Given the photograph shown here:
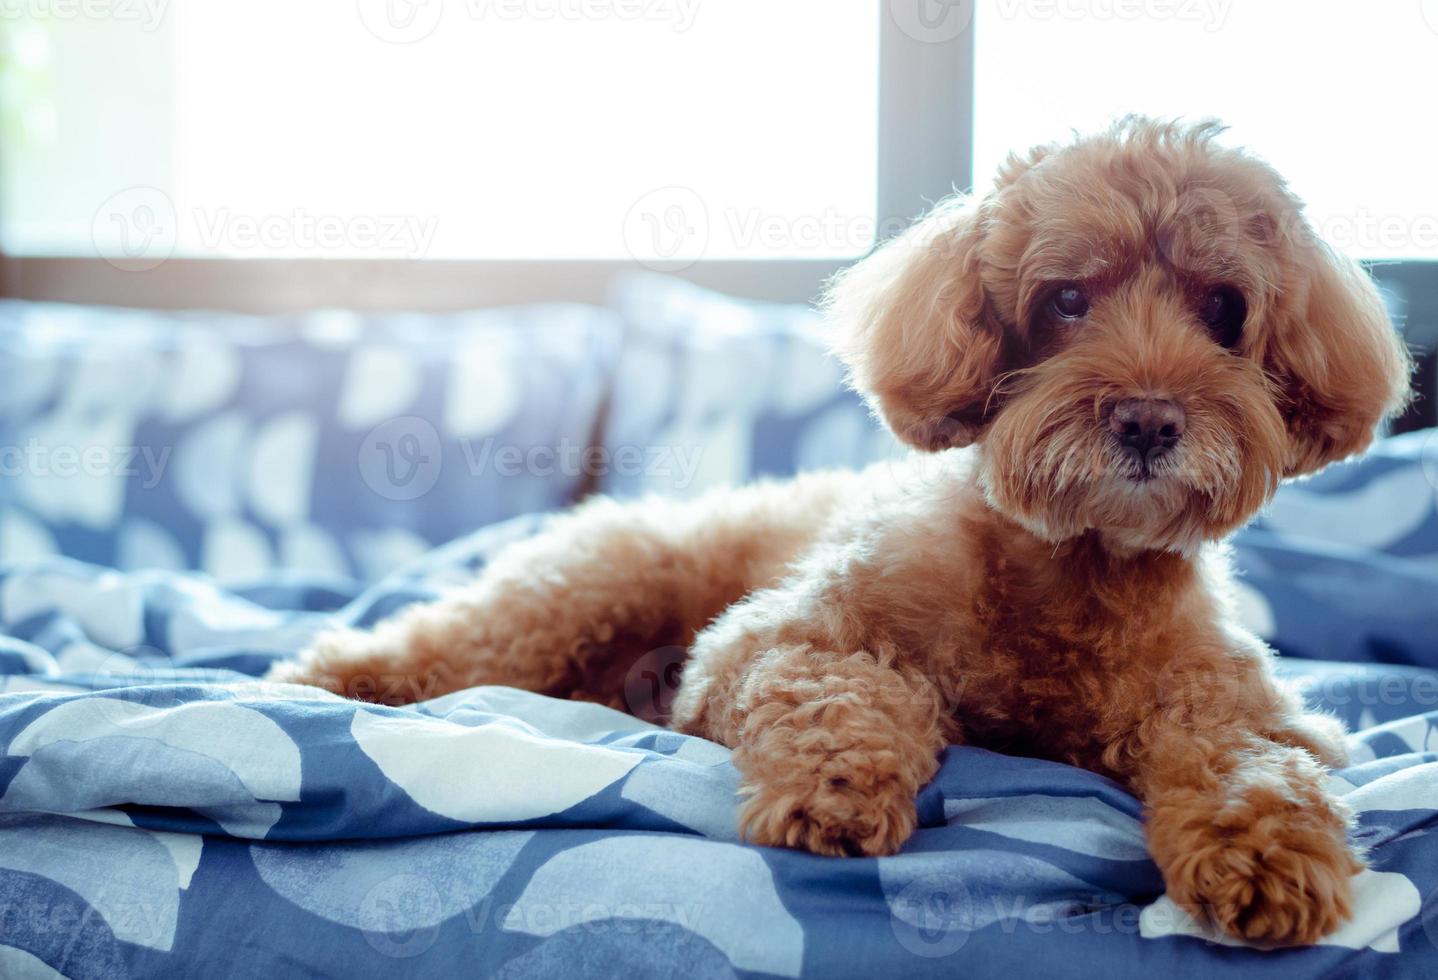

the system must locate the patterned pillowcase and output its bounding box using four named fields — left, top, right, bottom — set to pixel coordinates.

left=597, top=273, right=901, bottom=500
left=1243, top=427, right=1438, bottom=569
left=0, top=300, right=620, bottom=581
